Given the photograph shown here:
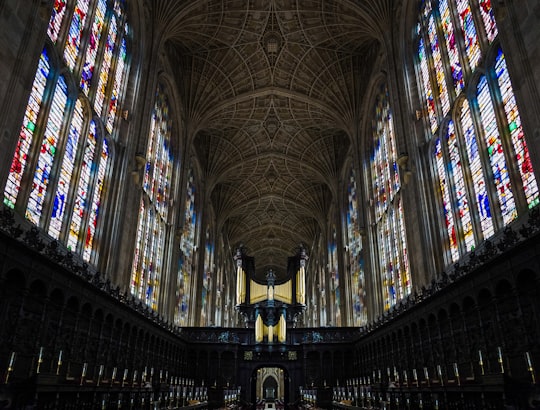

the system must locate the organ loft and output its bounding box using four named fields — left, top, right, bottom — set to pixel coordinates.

left=1, top=0, right=540, bottom=409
